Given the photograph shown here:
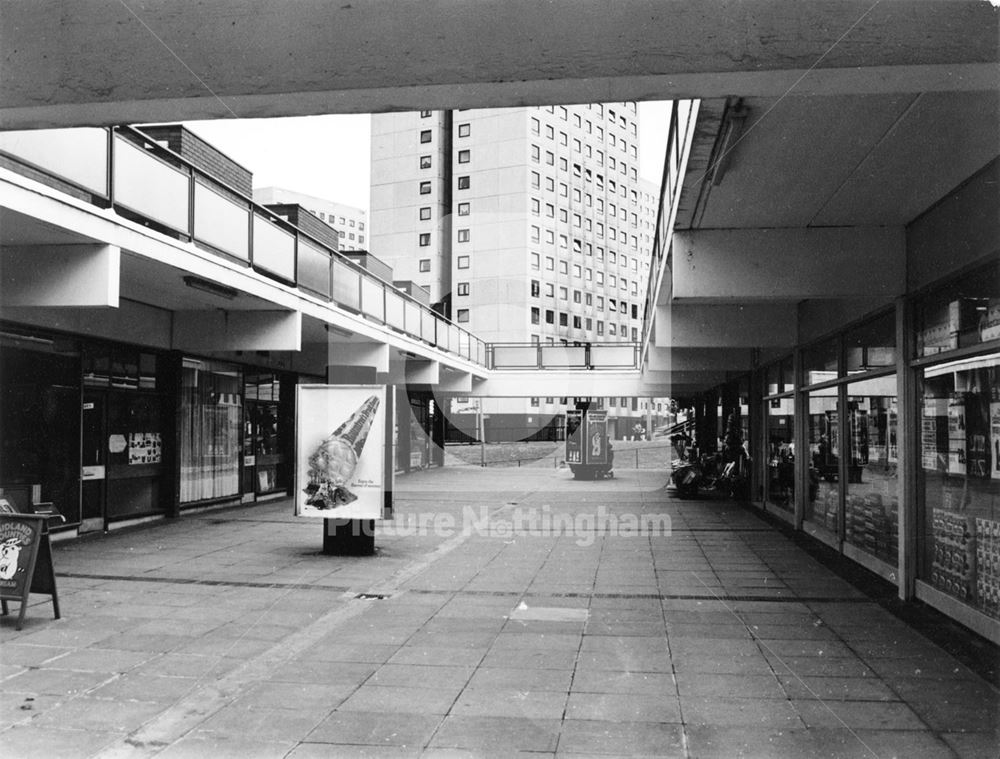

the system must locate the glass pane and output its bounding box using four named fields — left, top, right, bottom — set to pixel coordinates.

left=805, top=390, right=839, bottom=536
left=921, top=352, right=1000, bottom=619
left=803, top=338, right=839, bottom=386
left=845, top=376, right=899, bottom=564
left=780, top=357, right=795, bottom=392
left=914, top=261, right=999, bottom=358
left=765, top=363, right=781, bottom=396
left=179, top=362, right=242, bottom=503
left=846, top=311, right=896, bottom=372
left=765, top=397, right=794, bottom=511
